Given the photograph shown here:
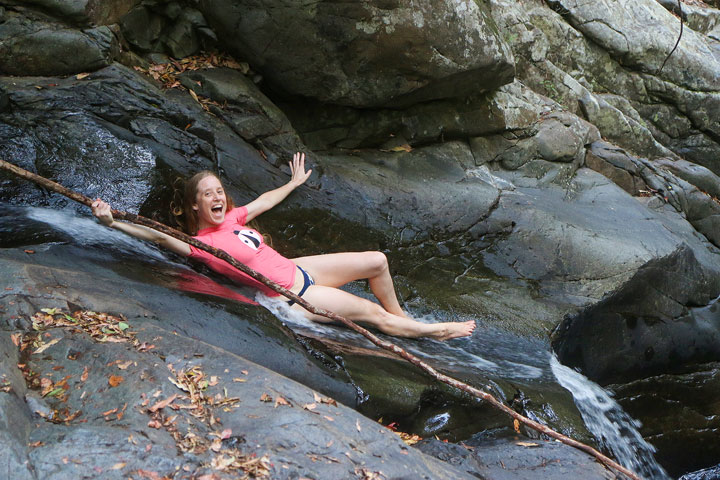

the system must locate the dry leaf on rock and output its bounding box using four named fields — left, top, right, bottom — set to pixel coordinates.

left=108, top=375, right=124, bottom=388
